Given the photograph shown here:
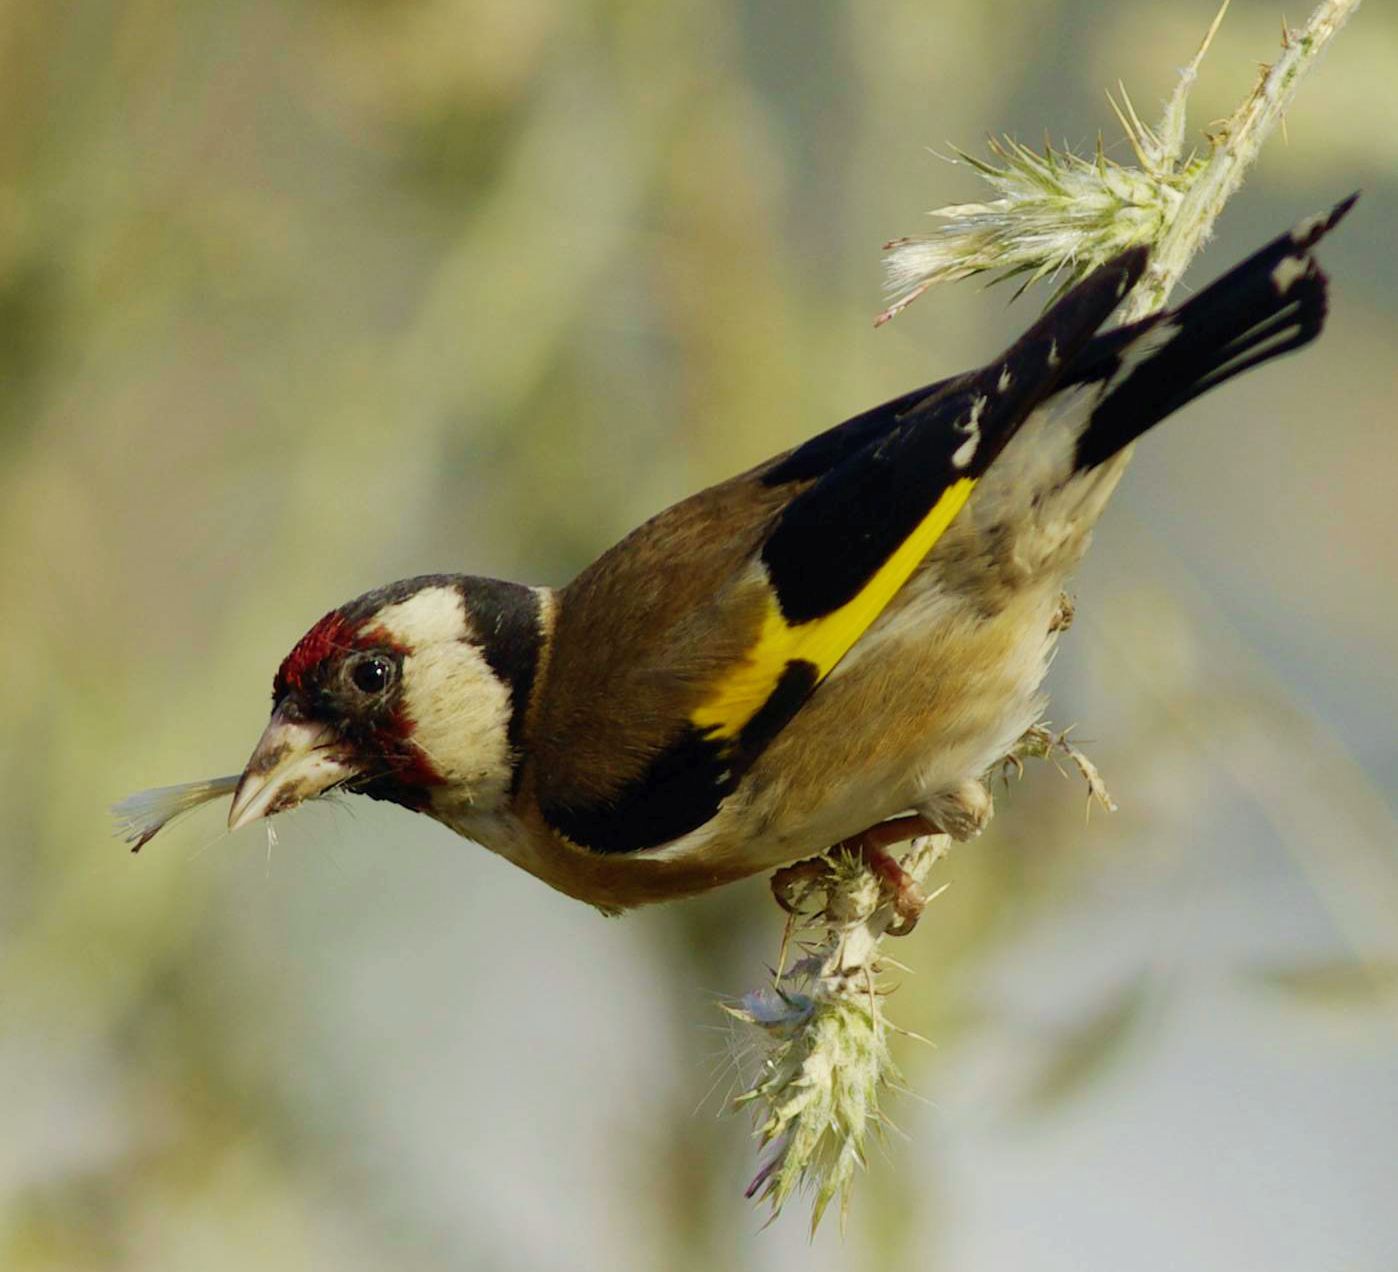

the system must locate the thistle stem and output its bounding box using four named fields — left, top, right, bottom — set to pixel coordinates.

left=1126, top=0, right=1364, bottom=320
